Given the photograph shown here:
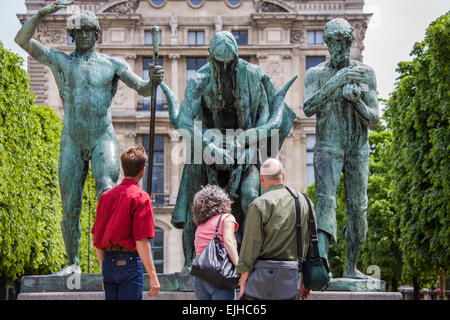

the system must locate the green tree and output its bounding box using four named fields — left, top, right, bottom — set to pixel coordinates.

left=385, top=12, right=449, bottom=292
left=305, top=179, right=346, bottom=278
left=0, top=44, right=65, bottom=283
left=79, top=166, right=100, bottom=274
left=359, top=125, right=402, bottom=291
